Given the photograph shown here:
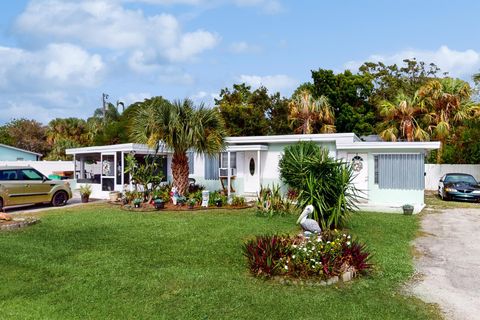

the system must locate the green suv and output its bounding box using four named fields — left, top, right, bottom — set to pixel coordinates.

left=0, top=166, right=72, bottom=210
